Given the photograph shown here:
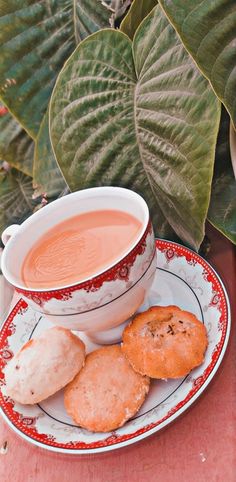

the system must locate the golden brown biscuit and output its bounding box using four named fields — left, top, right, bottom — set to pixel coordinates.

left=122, top=306, right=208, bottom=379
left=4, top=327, right=85, bottom=404
left=64, top=345, right=150, bottom=432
